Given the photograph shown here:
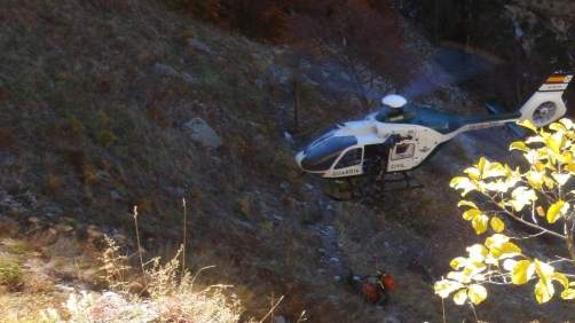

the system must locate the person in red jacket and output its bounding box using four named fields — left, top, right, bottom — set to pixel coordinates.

left=359, top=270, right=397, bottom=305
